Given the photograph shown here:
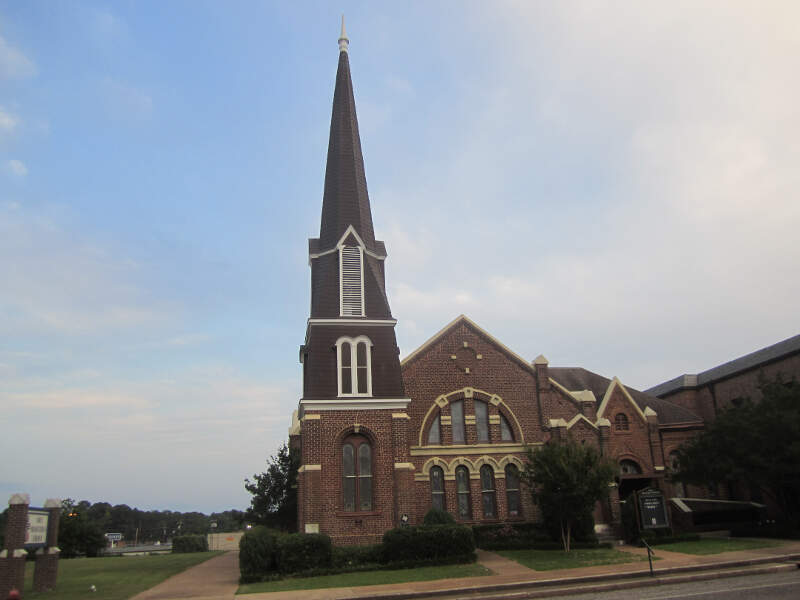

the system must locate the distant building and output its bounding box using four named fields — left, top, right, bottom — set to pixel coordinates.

left=289, top=27, right=797, bottom=545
